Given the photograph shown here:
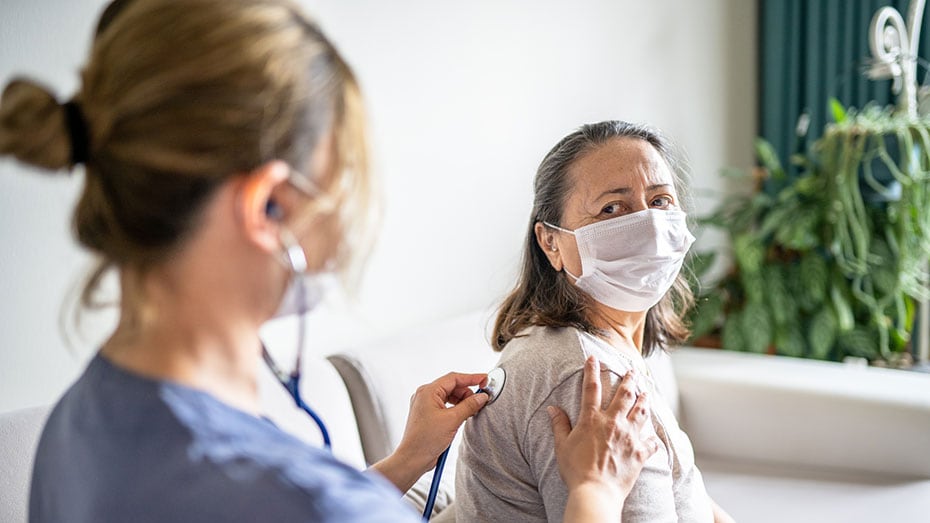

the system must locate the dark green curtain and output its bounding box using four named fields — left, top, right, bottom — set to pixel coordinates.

left=759, top=0, right=930, bottom=177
